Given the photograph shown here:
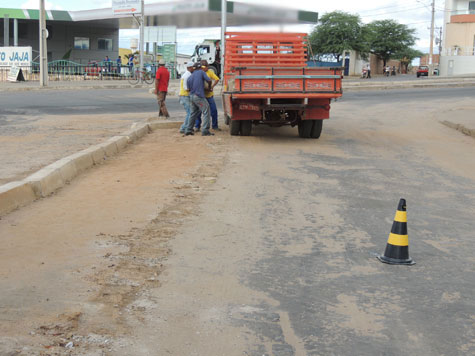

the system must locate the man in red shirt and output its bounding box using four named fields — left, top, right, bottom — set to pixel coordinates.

left=154, top=59, right=170, bottom=118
